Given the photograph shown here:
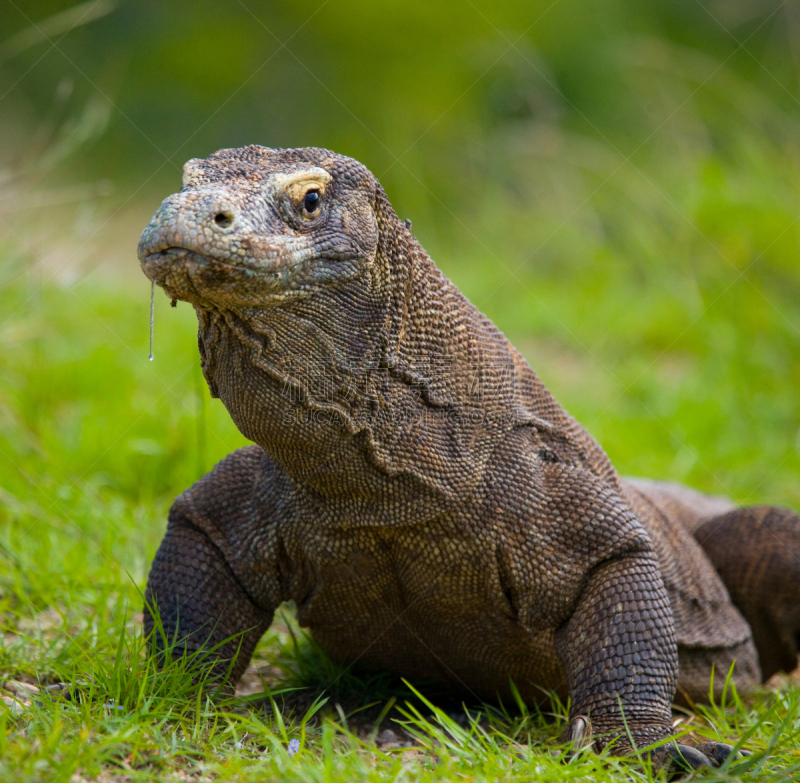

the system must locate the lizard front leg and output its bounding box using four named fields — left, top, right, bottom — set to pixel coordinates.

left=501, top=459, right=720, bottom=769
left=144, top=510, right=272, bottom=685
left=555, top=549, right=678, bottom=754
left=554, top=546, right=730, bottom=770
left=143, top=446, right=282, bottom=687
